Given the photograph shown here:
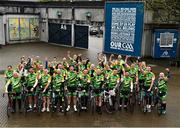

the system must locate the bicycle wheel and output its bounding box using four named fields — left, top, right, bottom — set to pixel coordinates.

left=77, top=98, right=81, bottom=116
left=141, top=96, right=147, bottom=113
left=50, top=98, right=55, bottom=117
left=157, top=99, right=163, bottom=116
left=129, top=95, right=135, bottom=114
left=90, top=97, right=95, bottom=115
left=104, top=97, right=114, bottom=114
left=23, top=95, right=28, bottom=117
left=37, top=94, right=42, bottom=116
left=62, top=95, right=67, bottom=116
left=7, top=103, right=10, bottom=118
